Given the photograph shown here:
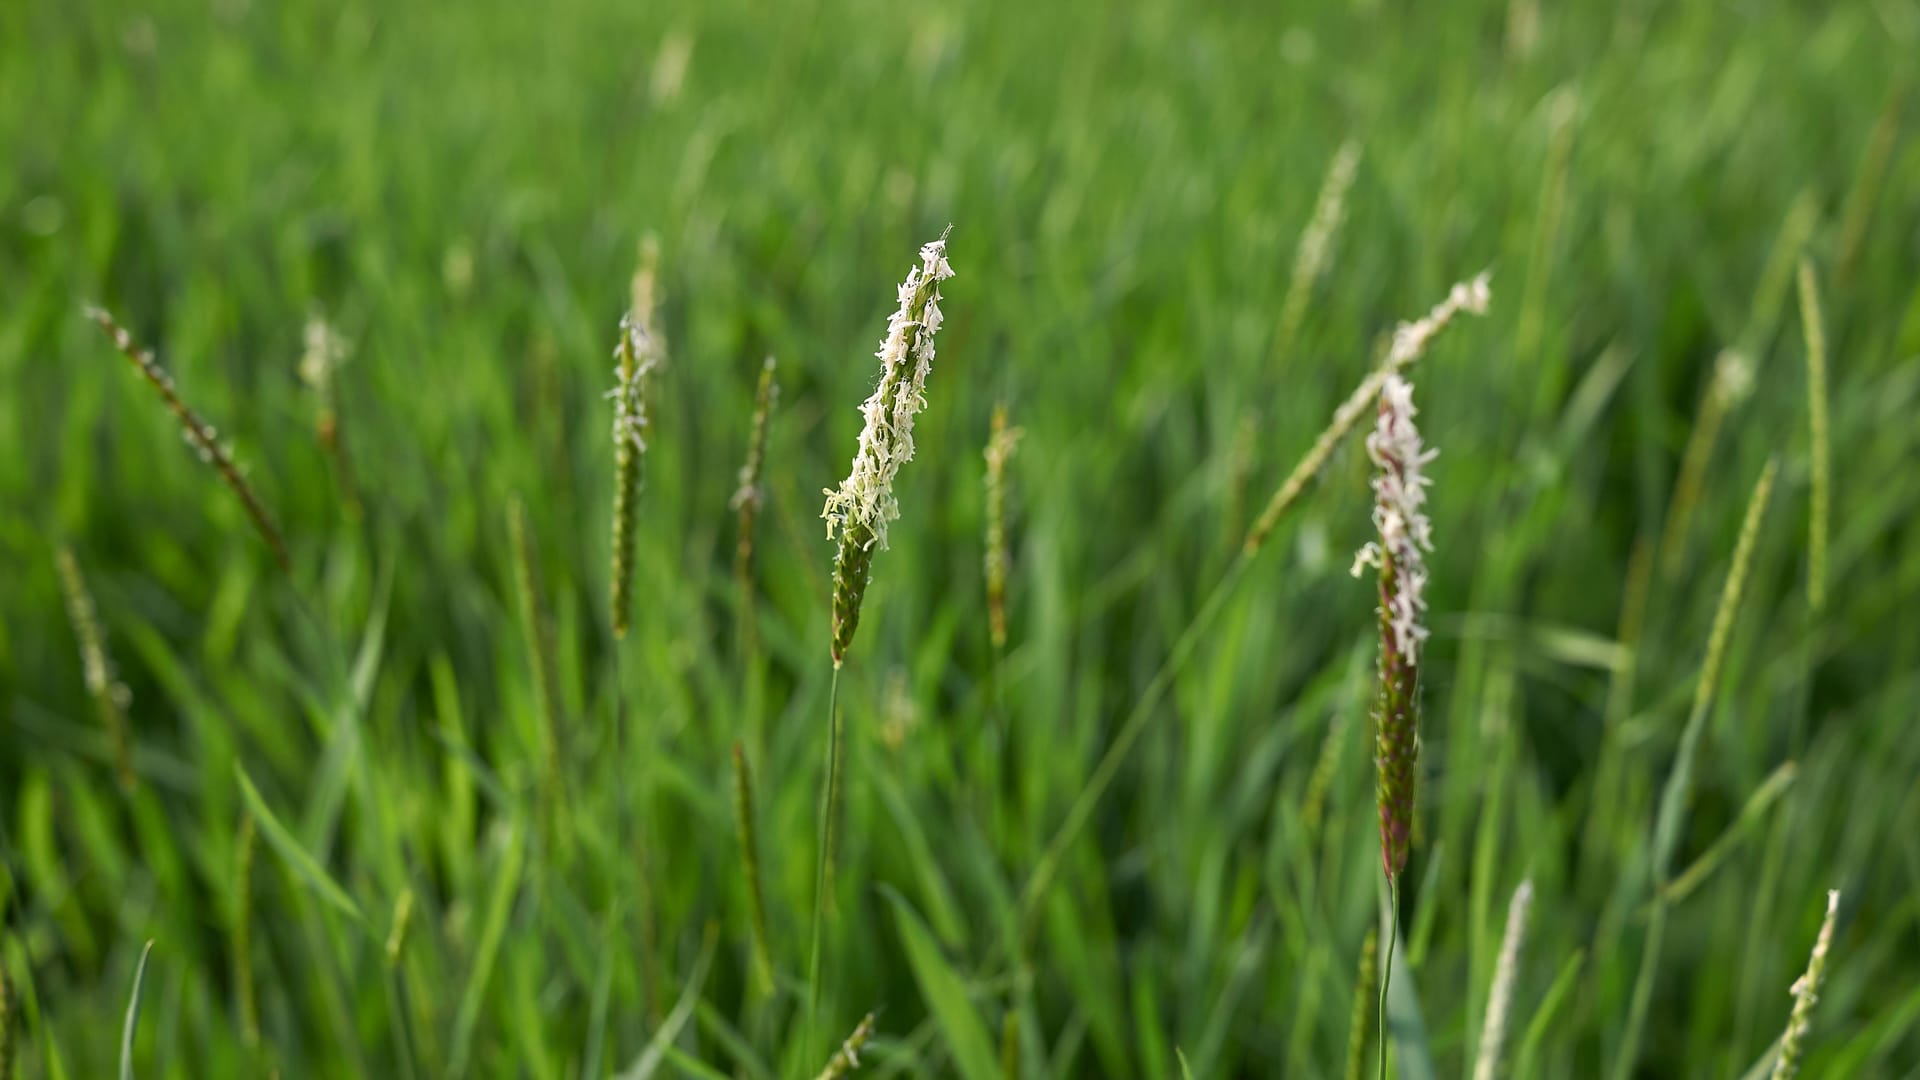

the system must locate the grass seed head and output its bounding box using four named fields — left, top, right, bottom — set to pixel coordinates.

left=1473, top=880, right=1534, bottom=1080
left=1354, top=373, right=1437, bottom=879
left=814, top=1011, right=877, bottom=1080
left=1245, top=272, right=1488, bottom=554
left=1344, top=927, right=1378, bottom=1080
left=734, top=356, right=780, bottom=579
left=608, top=244, right=666, bottom=639
left=1771, top=889, right=1839, bottom=1080
left=57, top=546, right=136, bottom=792
left=85, top=304, right=291, bottom=572
left=824, top=232, right=955, bottom=666
left=1276, top=139, right=1362, bottom=355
